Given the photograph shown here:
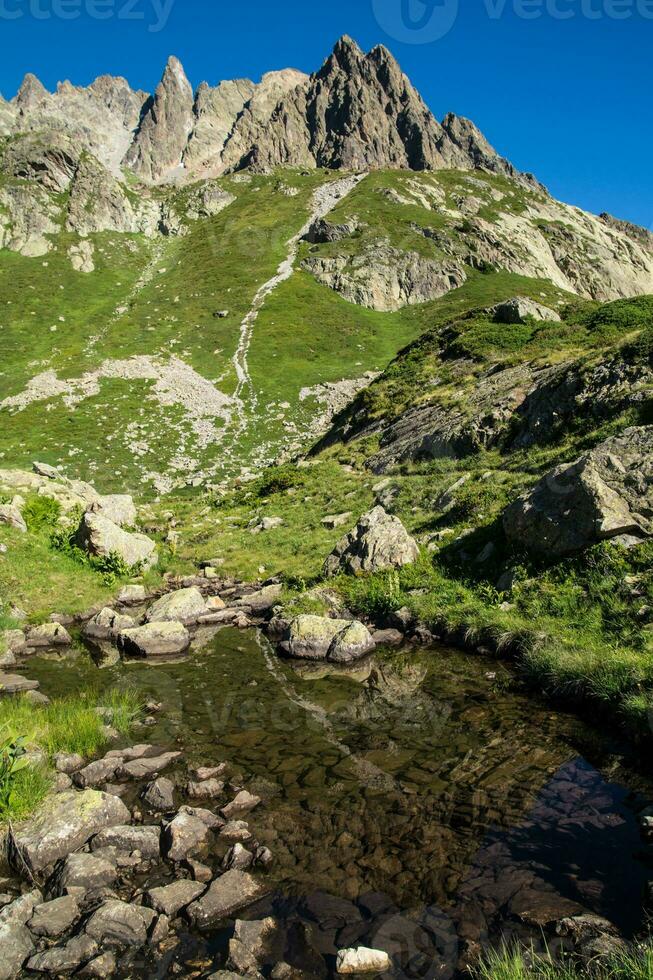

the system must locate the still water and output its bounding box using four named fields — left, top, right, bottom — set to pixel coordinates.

left=27, top=628, right=653, bottom=977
